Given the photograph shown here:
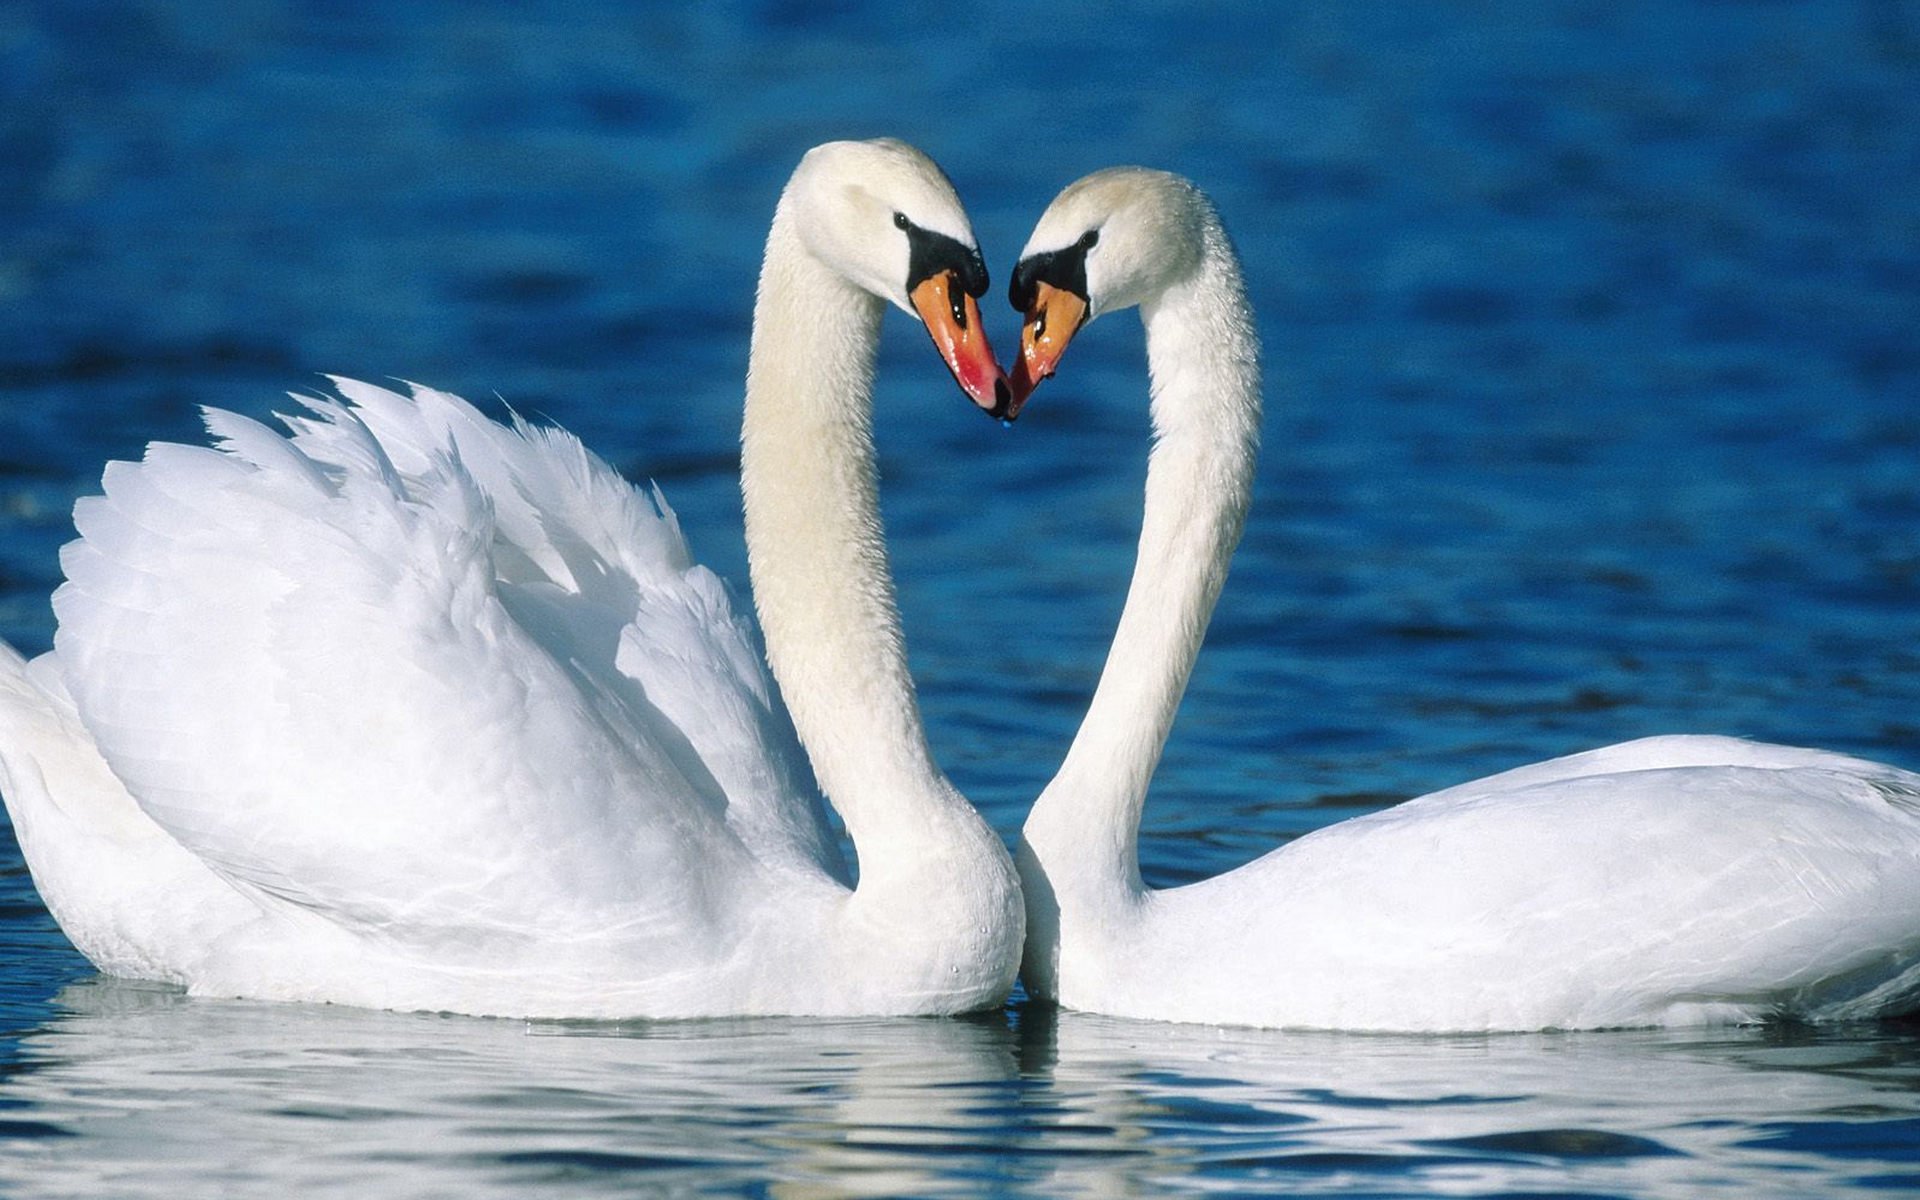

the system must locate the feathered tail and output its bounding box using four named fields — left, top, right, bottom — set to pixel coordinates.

left=0, top=639, right=252, bottom=981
